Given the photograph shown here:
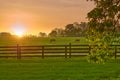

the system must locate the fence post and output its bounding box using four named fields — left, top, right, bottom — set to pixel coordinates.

left=42, top=46, right=44, bottom=59
left=89, top=45, right=91, bottom=55
left=65, top=45, right=67, bottom=58
left=17, top=44, right=21, bottom=59
left=115, top=45, right=117, bottom=59
left=69, top=43, right=71, bottom=58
